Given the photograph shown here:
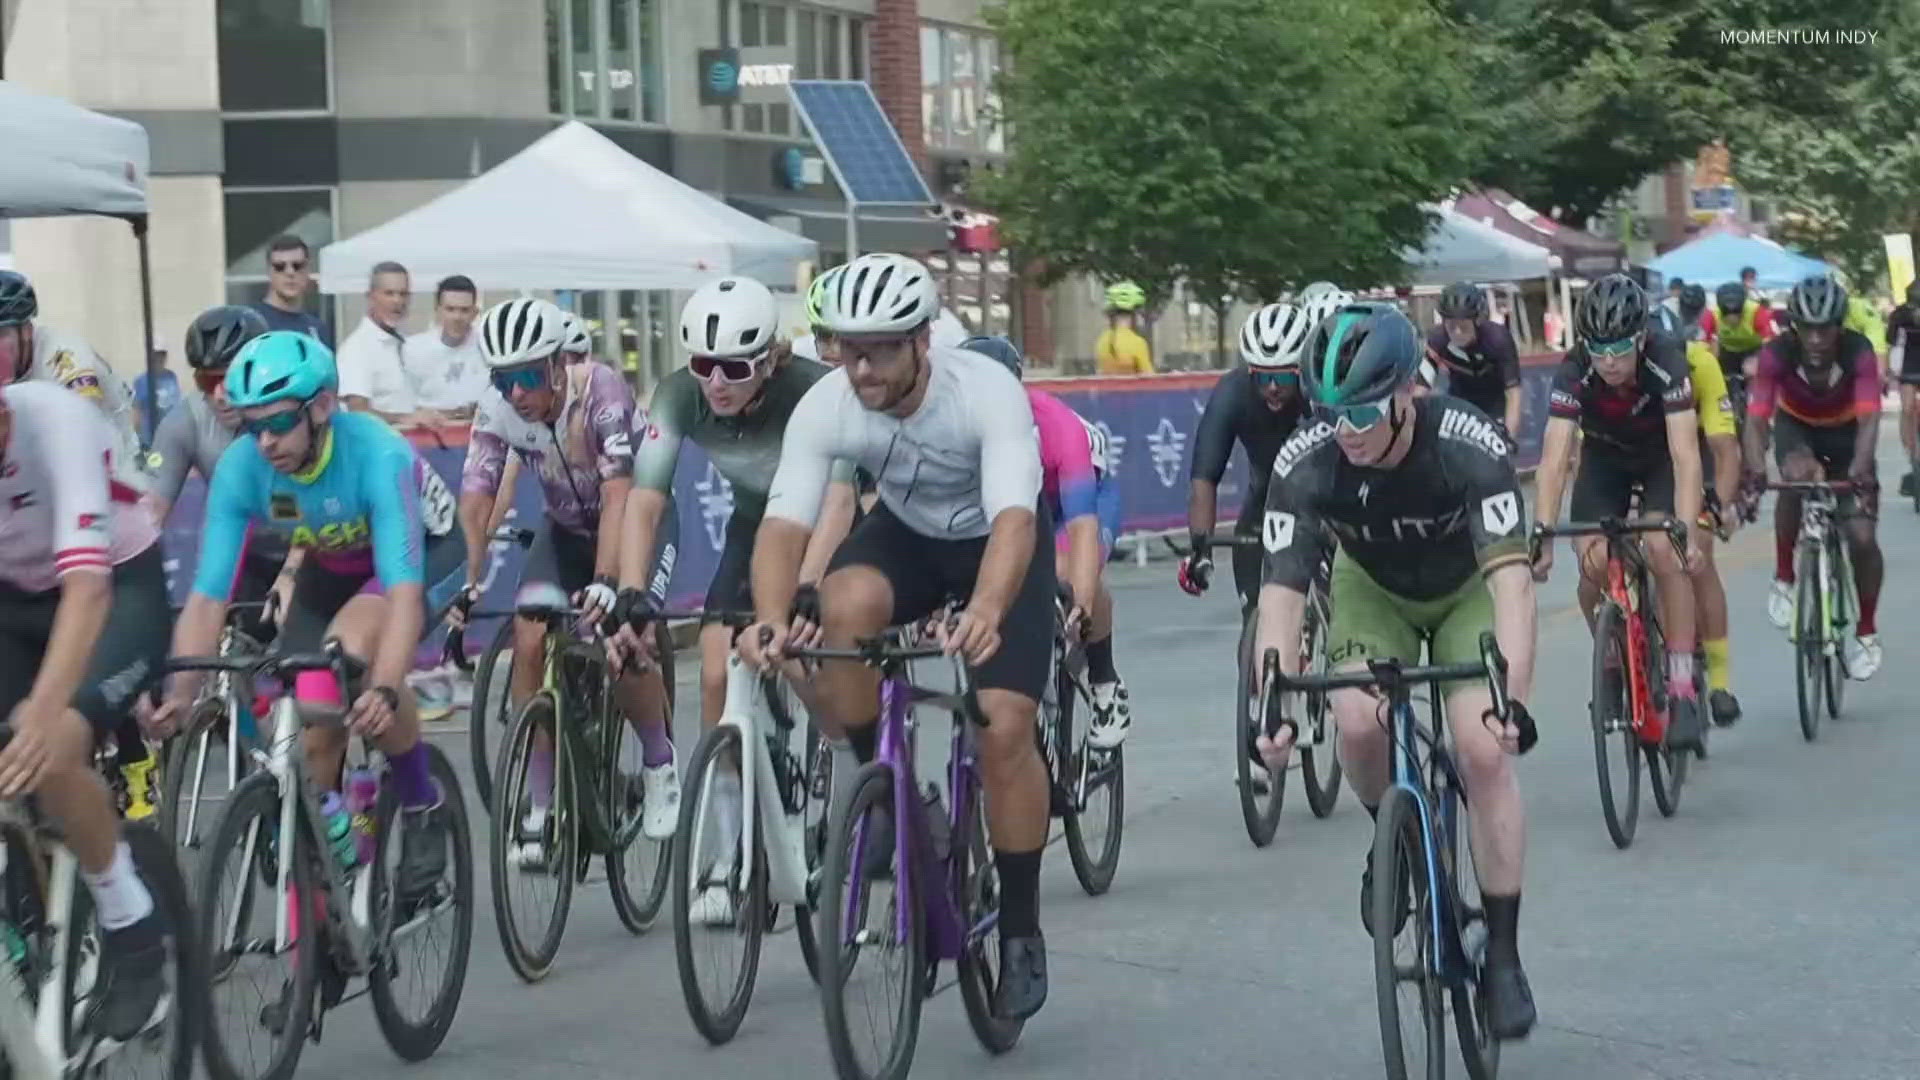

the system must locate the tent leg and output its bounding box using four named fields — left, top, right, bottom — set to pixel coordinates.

left=134, top=217, right=159, bottom=452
